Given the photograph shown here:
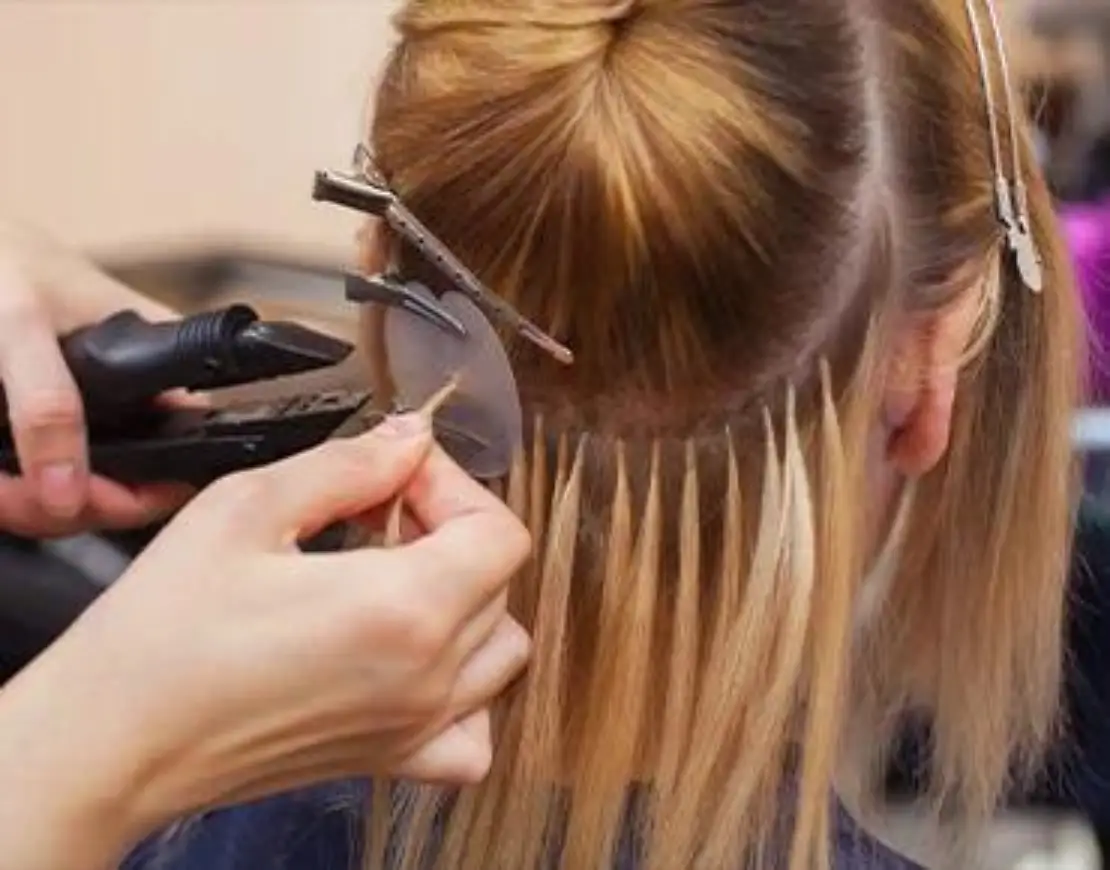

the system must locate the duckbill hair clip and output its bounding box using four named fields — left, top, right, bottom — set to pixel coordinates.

left=314, top=144, right=573, bottom=480
left=964, top=0, right=1044, bottom=293
left=314, top=143, right=576, bottom=363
